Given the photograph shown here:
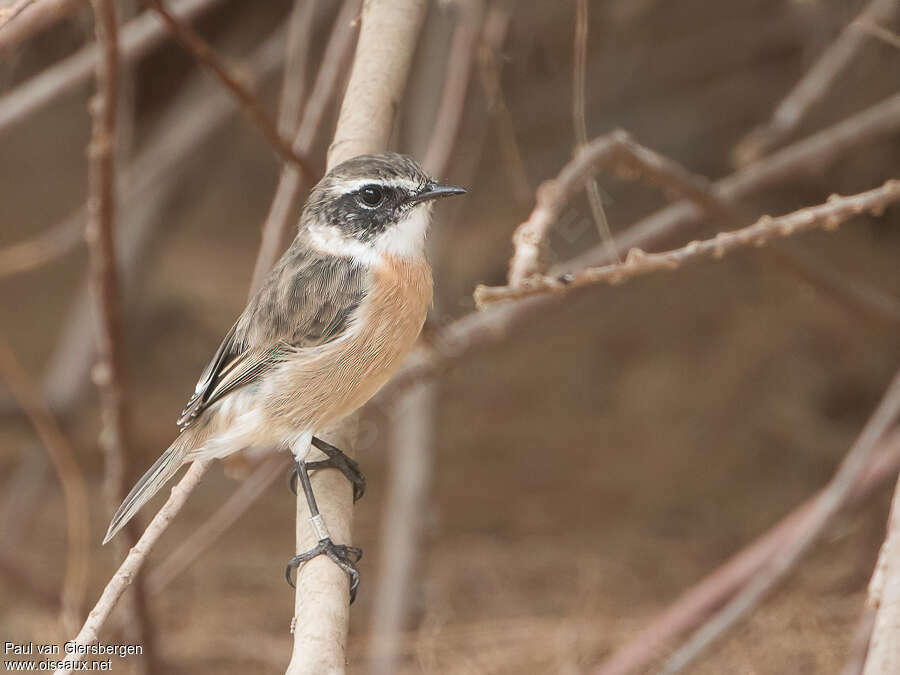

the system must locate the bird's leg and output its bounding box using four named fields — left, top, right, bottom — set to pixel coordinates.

left=288, top=436, right=366, bottom=502
left=285, top=459, right=362, bottom=603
